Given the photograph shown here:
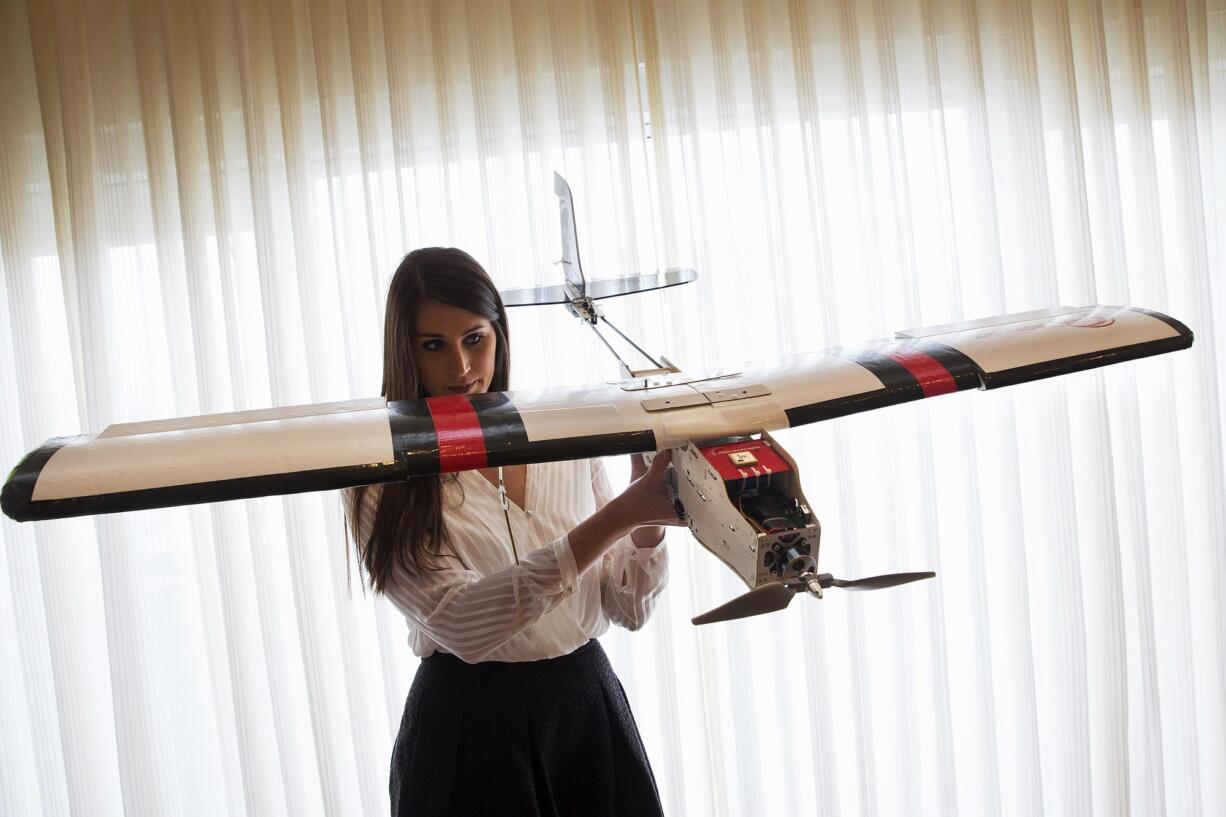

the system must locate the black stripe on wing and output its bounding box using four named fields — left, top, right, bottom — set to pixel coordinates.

left=388, top=400, right=440, bottom=475
left=468, top=392, right=656, bottom=465
left=785, top=348, right=921, bottom=426
left=392, top=393, right=655, bottom=470
left=469, top=393, right=531, bottom=467
left=784, top=342, right=981, bottom=427
left=514, top=430, right=658, bottom=463
left=3, top=457, right=406, bottom=522
left=910, top=340, right=985, bottom=389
